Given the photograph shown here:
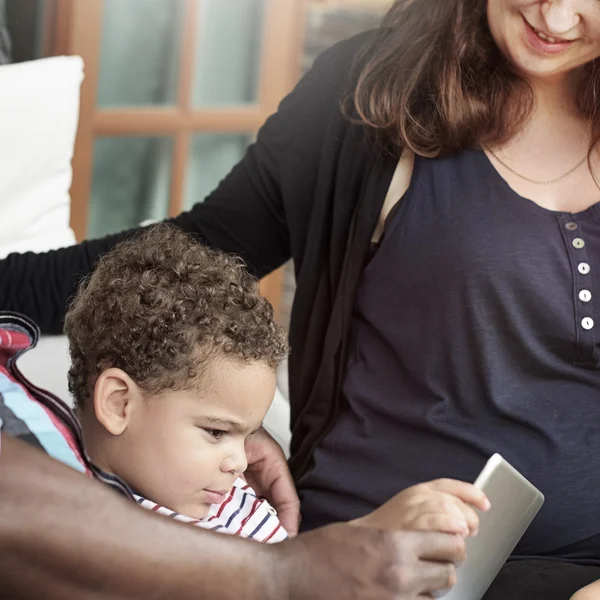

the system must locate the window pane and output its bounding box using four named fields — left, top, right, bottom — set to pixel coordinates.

left=97, top=0, right=184, bottom=107
left=185, top=134, right=252, bottom=210
left=192, top=0, right=266, bottom=108
left=88, top=137, right=173, bottom=239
